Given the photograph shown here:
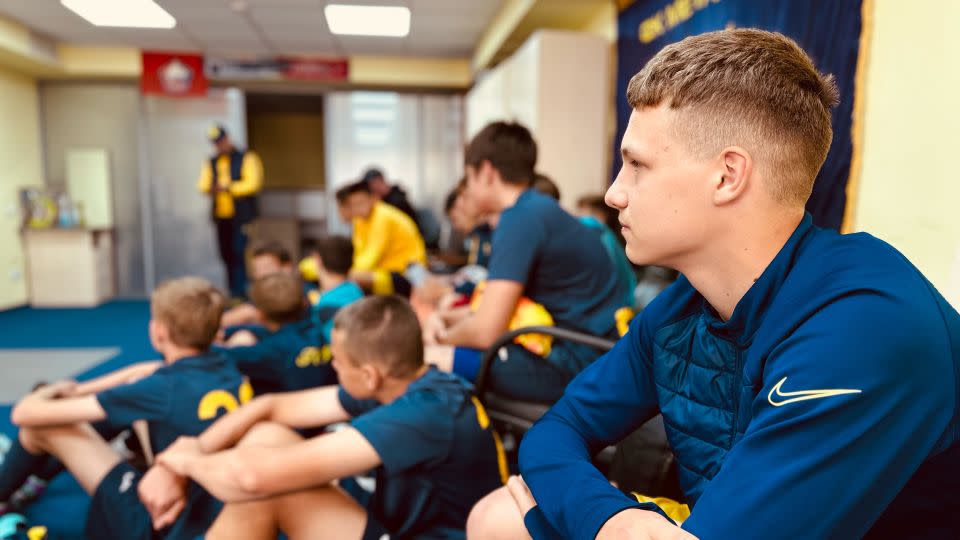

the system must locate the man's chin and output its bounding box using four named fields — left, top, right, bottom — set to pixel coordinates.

left=625, top=245, right=654, bottom=266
